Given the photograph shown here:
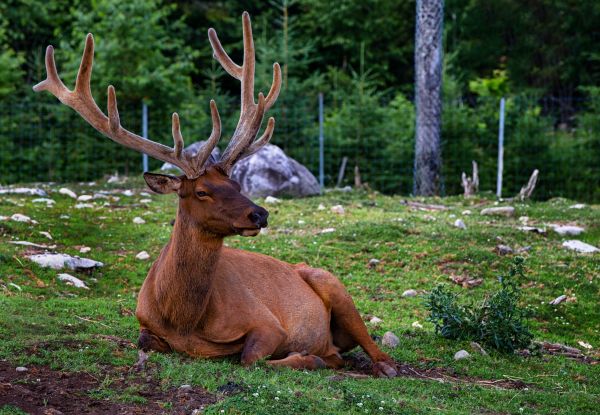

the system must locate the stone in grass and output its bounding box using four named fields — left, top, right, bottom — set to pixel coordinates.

left=264, top=196, right=281, bottom=204
left=549, top=294, right=567, bottom=305
left=369, top=316, right=383, bottom=325
left=136, top=251, right=151, bottom=260
left=495, top=244, right=514, bottom=256
left=77, top=195, right=93, bottom=202
left=133, top=217, right=146, bottom=224
left=0, top=187, right=47, bottom=197
left=367, top=258, right=381, bottom=269
left=11, top=213, right=37, bottom=224
left=470, top=342, right=488, bottom=356
left=57, top=273, right=89, bottom=289
left=330, top=205, right=345, bottom=215
left=402, top=289, right=418, bottom=298
left=15, top=366, right=28, bottom=372
left=59, top=188, right=77, bottom=199
left=454, top=350, right=471, bottom=360
left=480, top=206, right=515, bottom=217
left=27, top=253, right=103, bottom=271
left=562, top=240, right=599, bottom=254
left=569, top=204, right=585, bottom=209
left=550, top=225, right=584, bottom=236
left=381, top=331, right=400, bottom=348
left=454, top=219, right=467, bottom=229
